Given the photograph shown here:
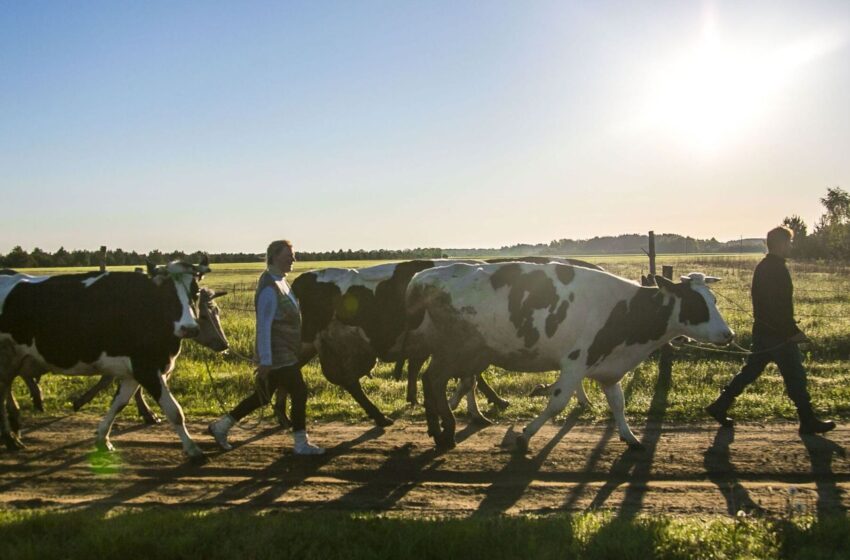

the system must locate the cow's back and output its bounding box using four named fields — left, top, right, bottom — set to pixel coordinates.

left=409, top=262, right=641, bottom=368
left=0, top=272, right=171, bottom=369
